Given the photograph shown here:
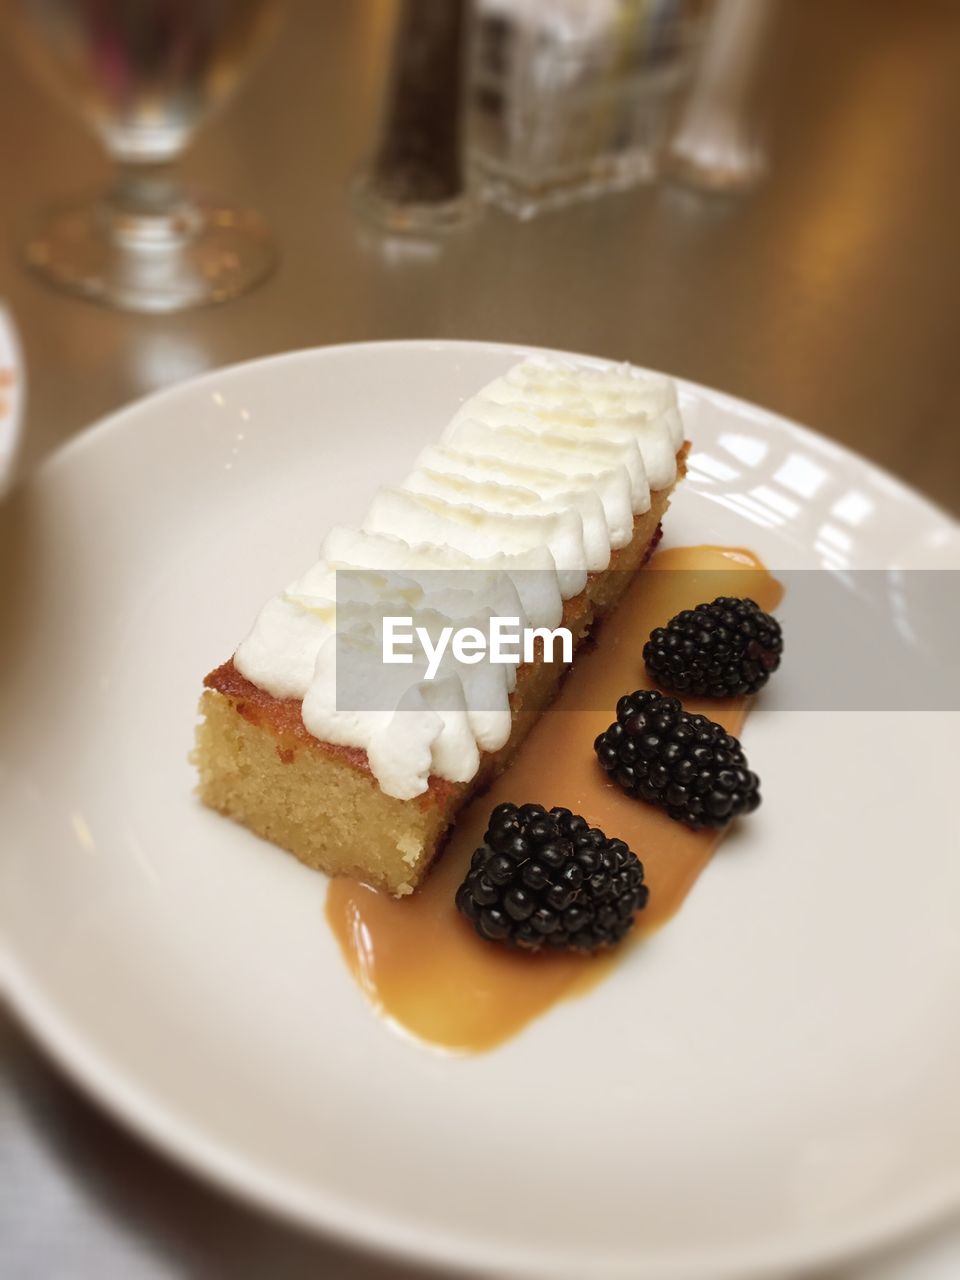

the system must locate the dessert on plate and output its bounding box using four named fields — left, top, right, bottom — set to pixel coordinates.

left=195, top=358, right=689, bottom=894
